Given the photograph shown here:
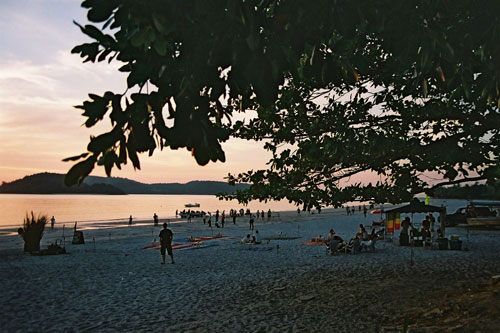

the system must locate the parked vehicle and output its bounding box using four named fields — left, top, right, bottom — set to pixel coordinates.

left=465, top=201, right=500, bottom=227
left=445, top=202, right=499, bottom=227
left=445, top=207, right=468, bottom=226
